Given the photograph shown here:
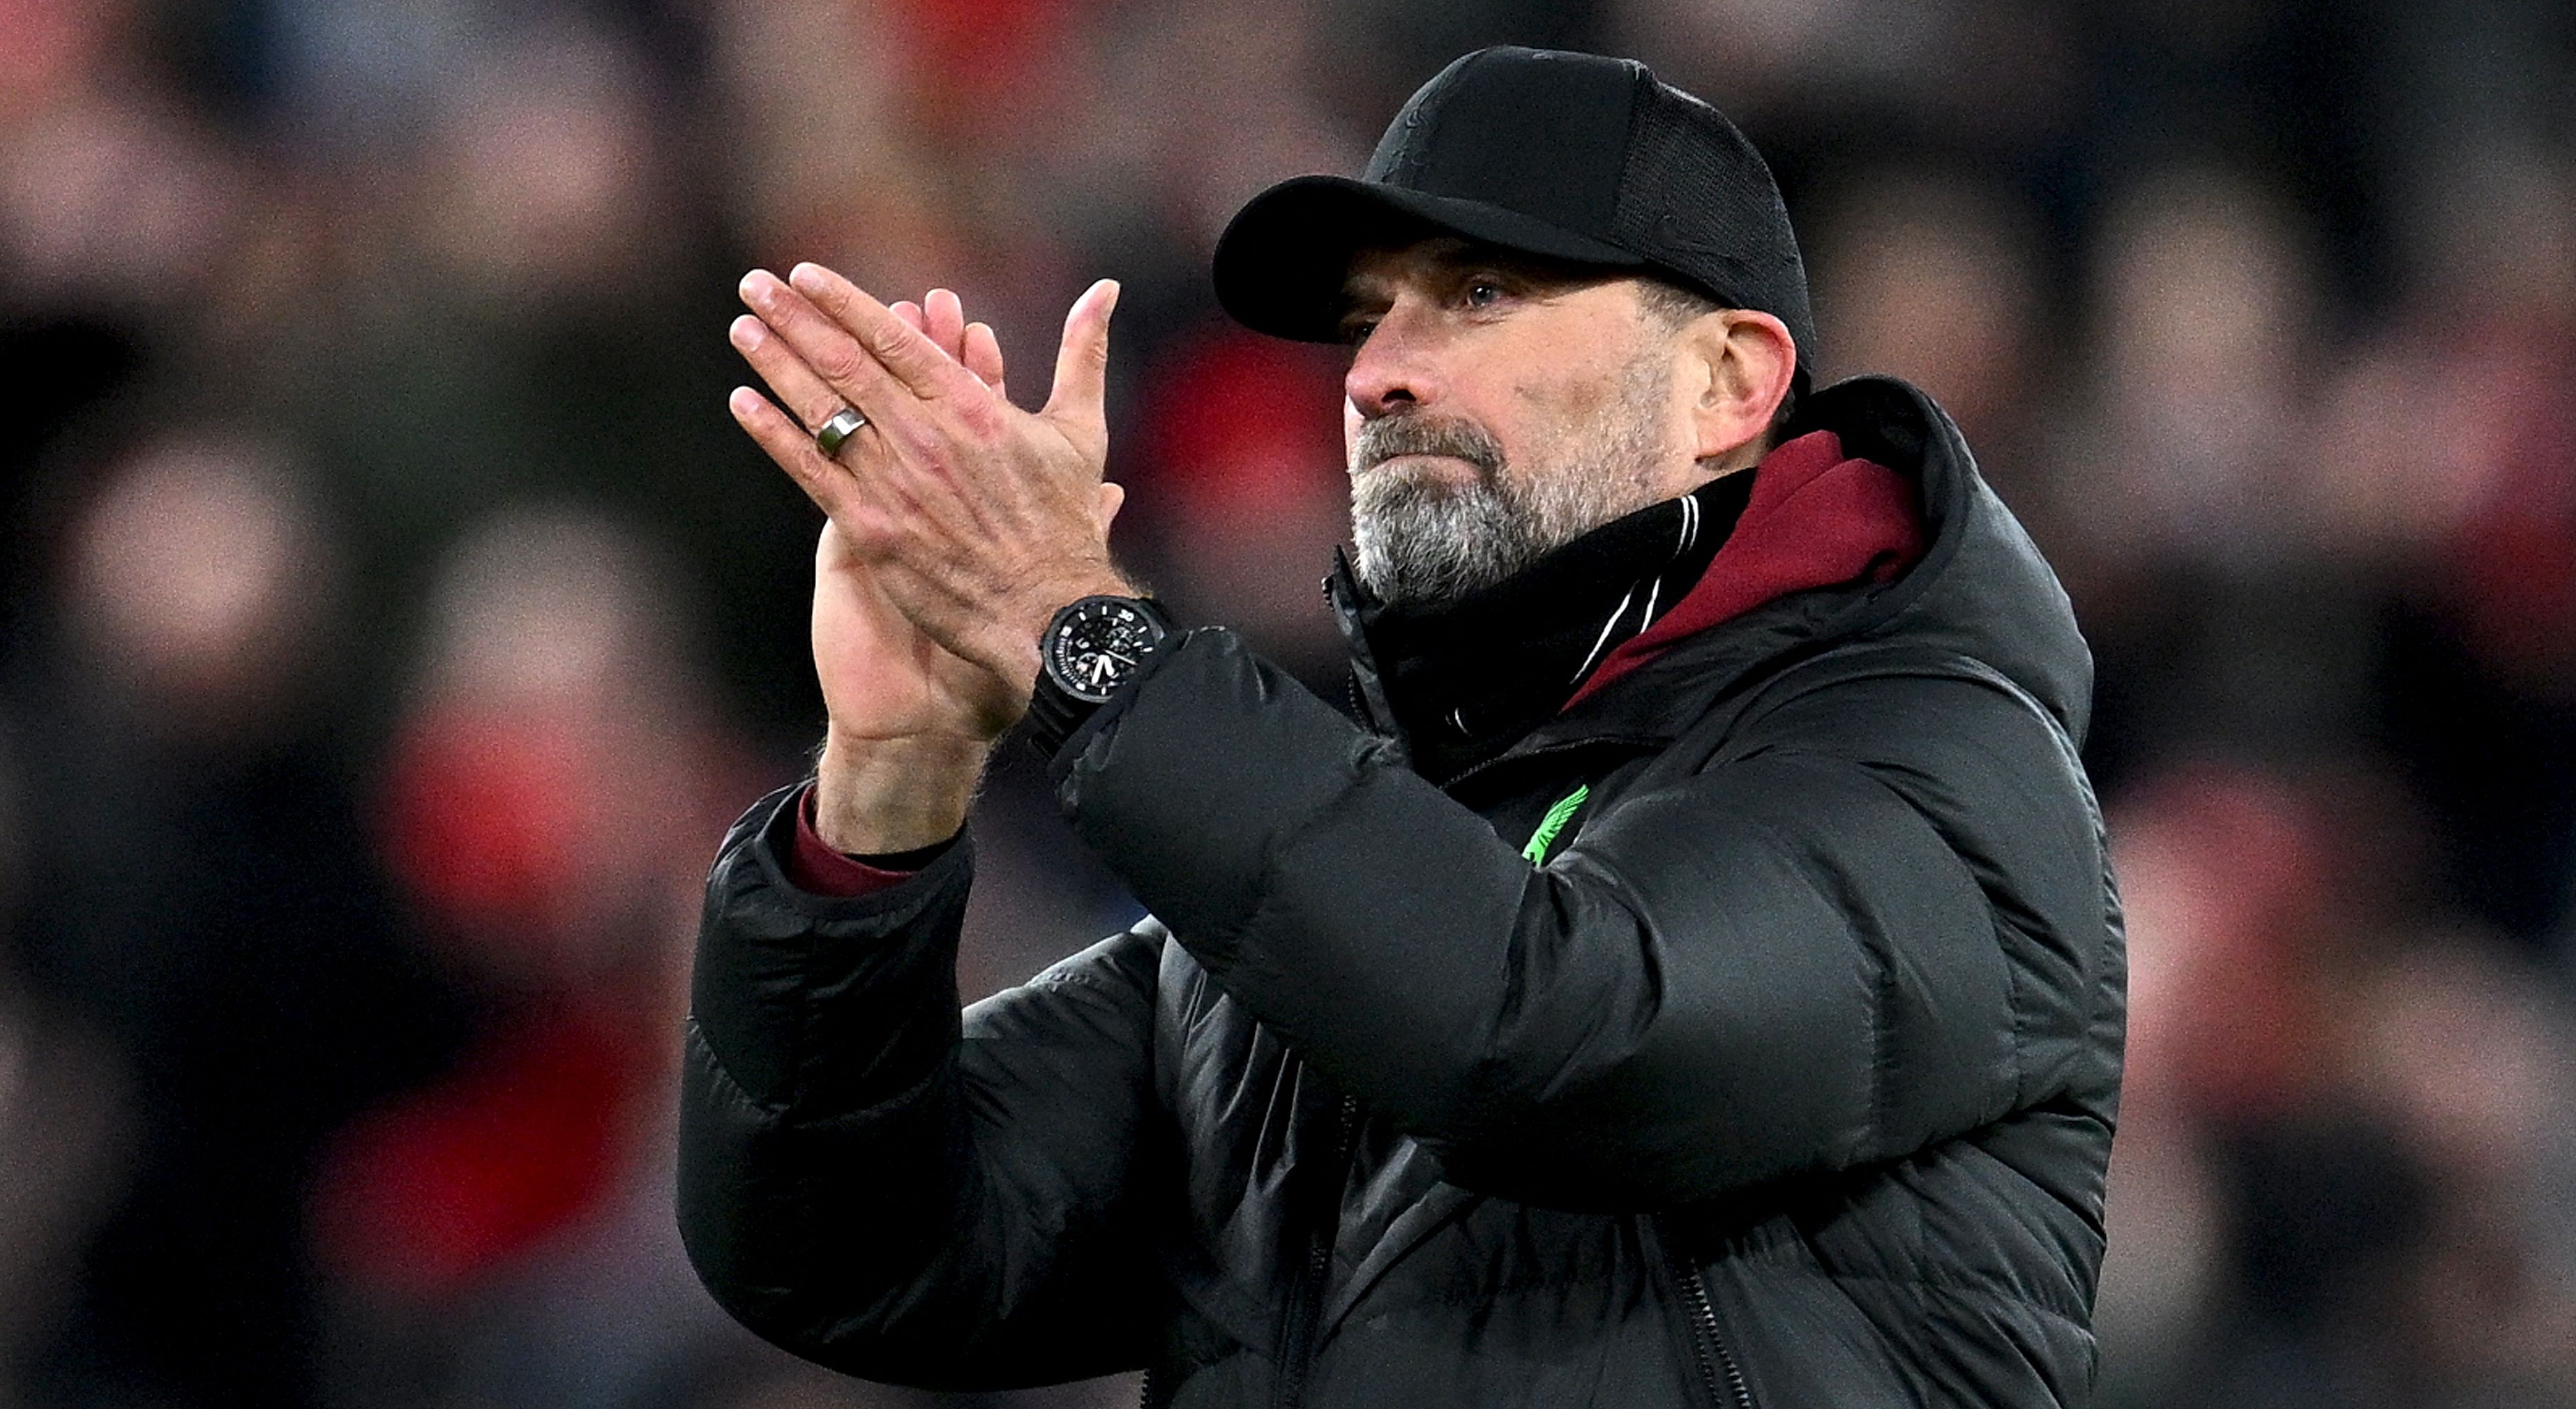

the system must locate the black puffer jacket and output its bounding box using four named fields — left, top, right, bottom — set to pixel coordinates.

left=678, top=378, right=2126, bottom=1408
